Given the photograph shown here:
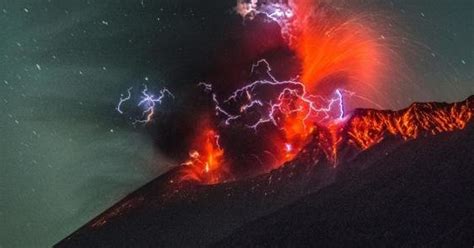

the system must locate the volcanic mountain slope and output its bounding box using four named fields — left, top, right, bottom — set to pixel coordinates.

left=56, top=97, right=473, bottom=248
left=216, top=122, right=474, bottom=247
